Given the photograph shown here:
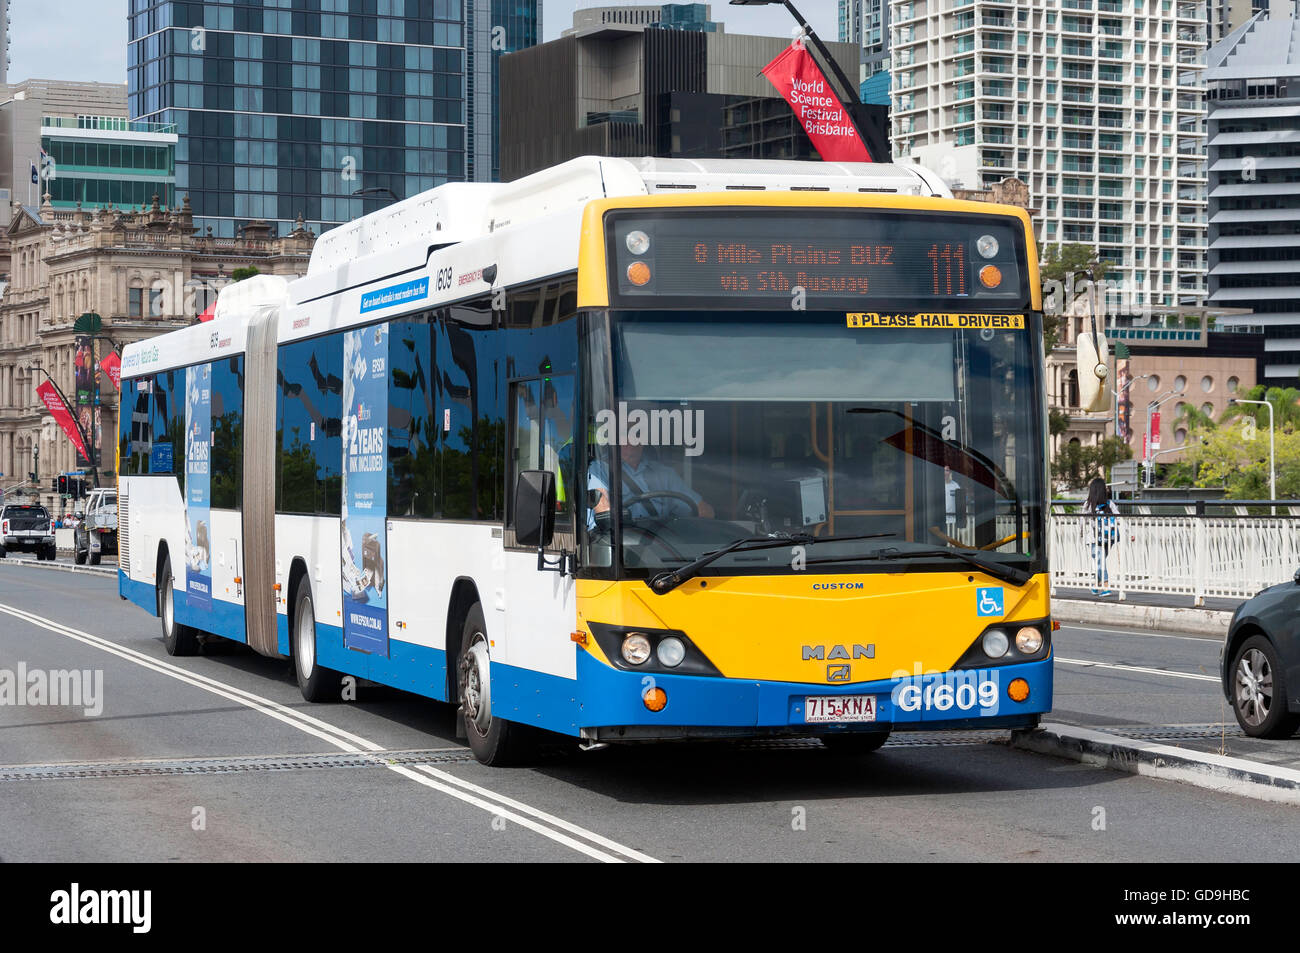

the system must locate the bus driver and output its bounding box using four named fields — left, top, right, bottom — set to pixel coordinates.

left=589, top=443, right=715, bottom=523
